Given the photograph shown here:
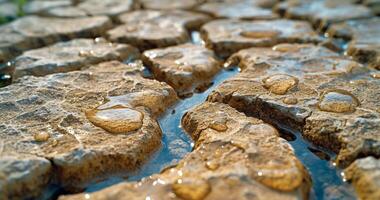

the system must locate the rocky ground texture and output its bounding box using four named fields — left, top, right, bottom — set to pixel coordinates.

left=0, top=0, right=379, bottom=200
